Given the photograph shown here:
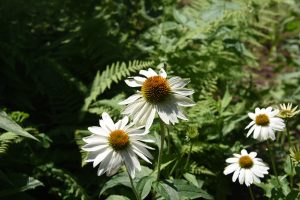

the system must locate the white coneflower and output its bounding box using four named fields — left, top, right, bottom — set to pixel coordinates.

left=82, top=112, right=154, bottom=178
left=224, top=149, right=269, bottom=187
left=119, top=67, right=195, bottom=129
left=277, top=103, right=300, bottom=119
left=245, top=107, right=285, bottom=141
